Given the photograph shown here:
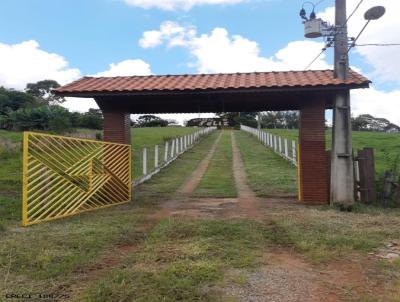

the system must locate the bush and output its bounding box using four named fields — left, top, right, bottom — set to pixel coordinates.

left=7, top=105, right=73, bottom=132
